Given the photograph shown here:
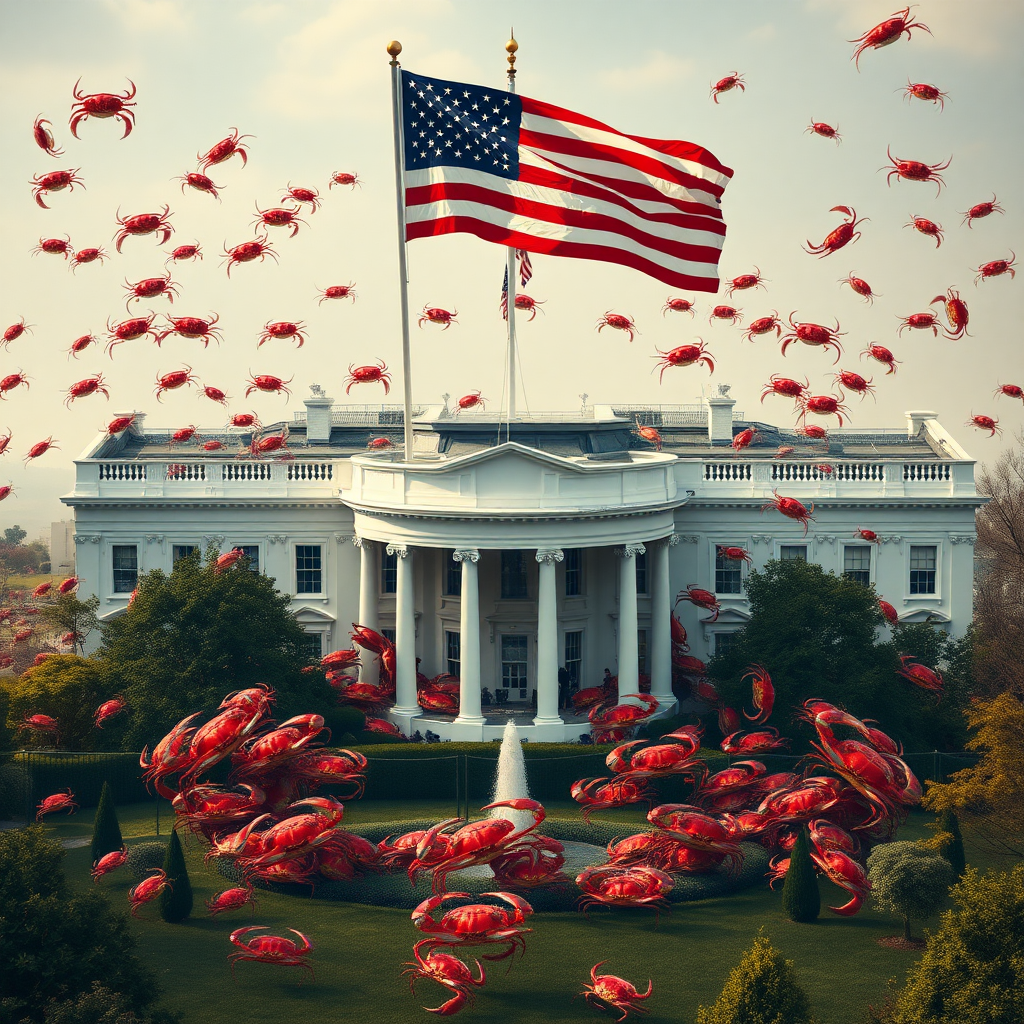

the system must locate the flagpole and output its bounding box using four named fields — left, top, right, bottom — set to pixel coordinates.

left=388, top=40, right=415, bottom=459
left=505, top=31, right=518, bottom=425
